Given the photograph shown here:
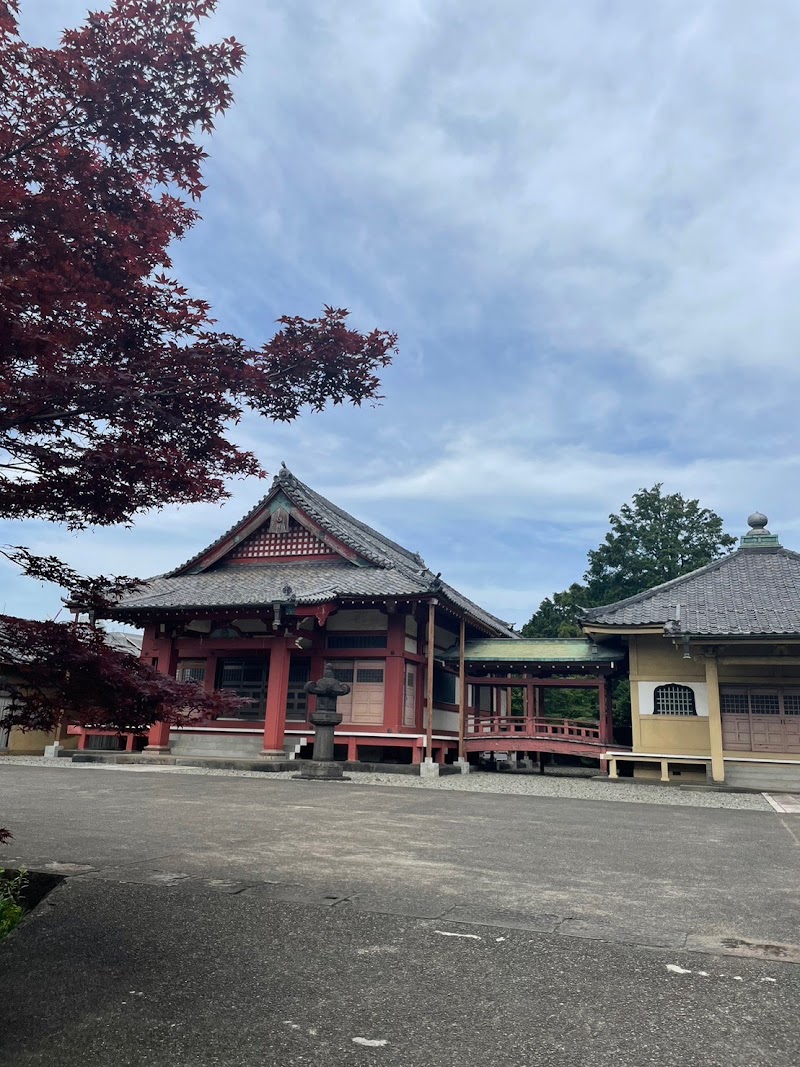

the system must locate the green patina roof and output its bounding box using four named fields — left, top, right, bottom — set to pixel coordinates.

left=442, top=638, right=619, bottom=666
